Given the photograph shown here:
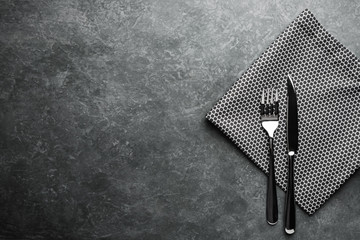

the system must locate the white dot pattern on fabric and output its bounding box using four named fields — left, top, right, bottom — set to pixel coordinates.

left=206, top=9, right=360, bottom=215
